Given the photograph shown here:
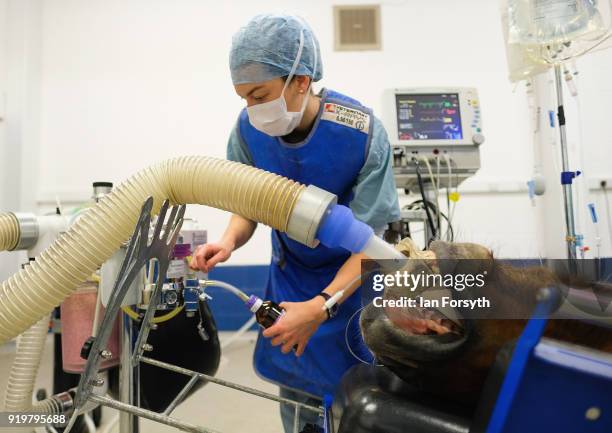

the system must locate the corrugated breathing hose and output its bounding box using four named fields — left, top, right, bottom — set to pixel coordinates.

left=0, top=156, right=306, bottom=345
